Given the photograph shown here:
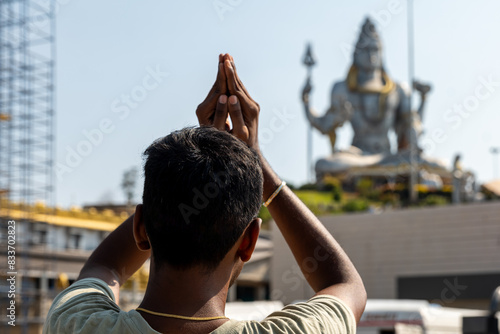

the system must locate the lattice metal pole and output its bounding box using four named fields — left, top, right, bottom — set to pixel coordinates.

left=0, top=0, right=55, bottom=332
